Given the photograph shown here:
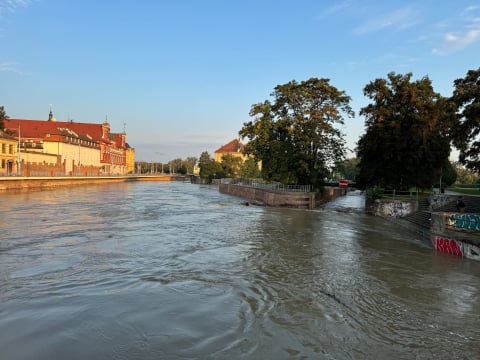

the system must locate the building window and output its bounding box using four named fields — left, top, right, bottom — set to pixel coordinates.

left=9, top=145, right=13, bottom=154
left=1, top=144, right=5, bottom=154
left=1, top=159, right=5, bottom=169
